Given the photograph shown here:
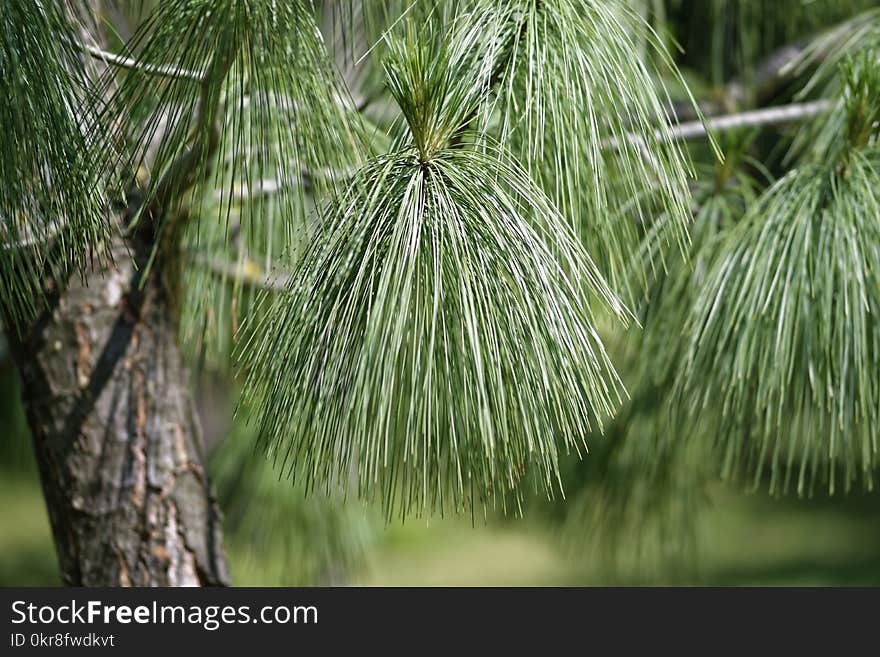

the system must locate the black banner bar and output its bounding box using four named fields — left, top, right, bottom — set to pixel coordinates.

left=1, top=587, right=876, bottom=653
